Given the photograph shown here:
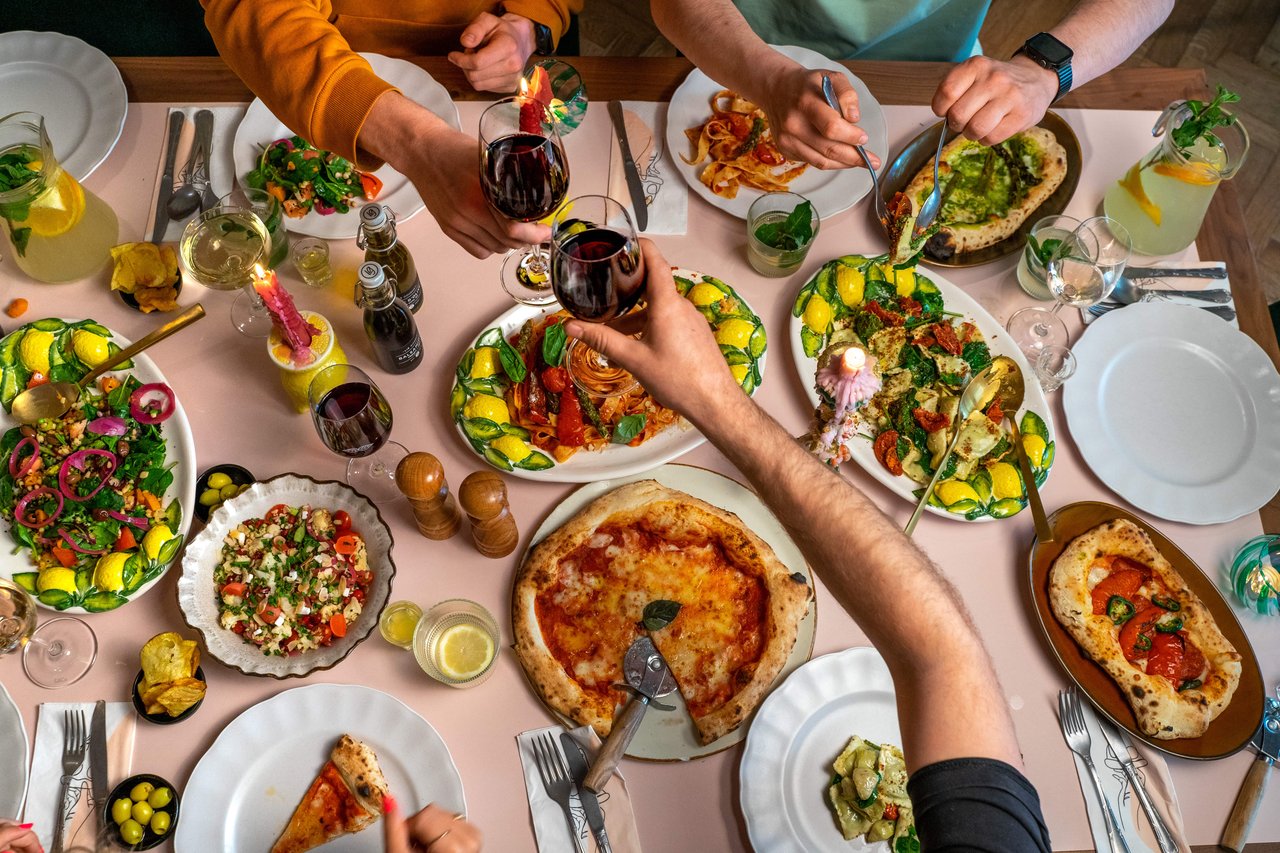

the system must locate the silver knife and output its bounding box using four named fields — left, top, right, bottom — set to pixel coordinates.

left=151, top=112, right=186, bottom=242
left=1222, top=693, right=1280, bottom=852
left=90, top=700, right=109, bottom=807
left=607, top=100, right=648, bottom=232
left=560, top=733, right=612, bottom=853
left=1125, top=265, right=1227, bottom=279
left=1097, top=720, right=1179, bottom=853
left=195, top=110, right=218, bottom=211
